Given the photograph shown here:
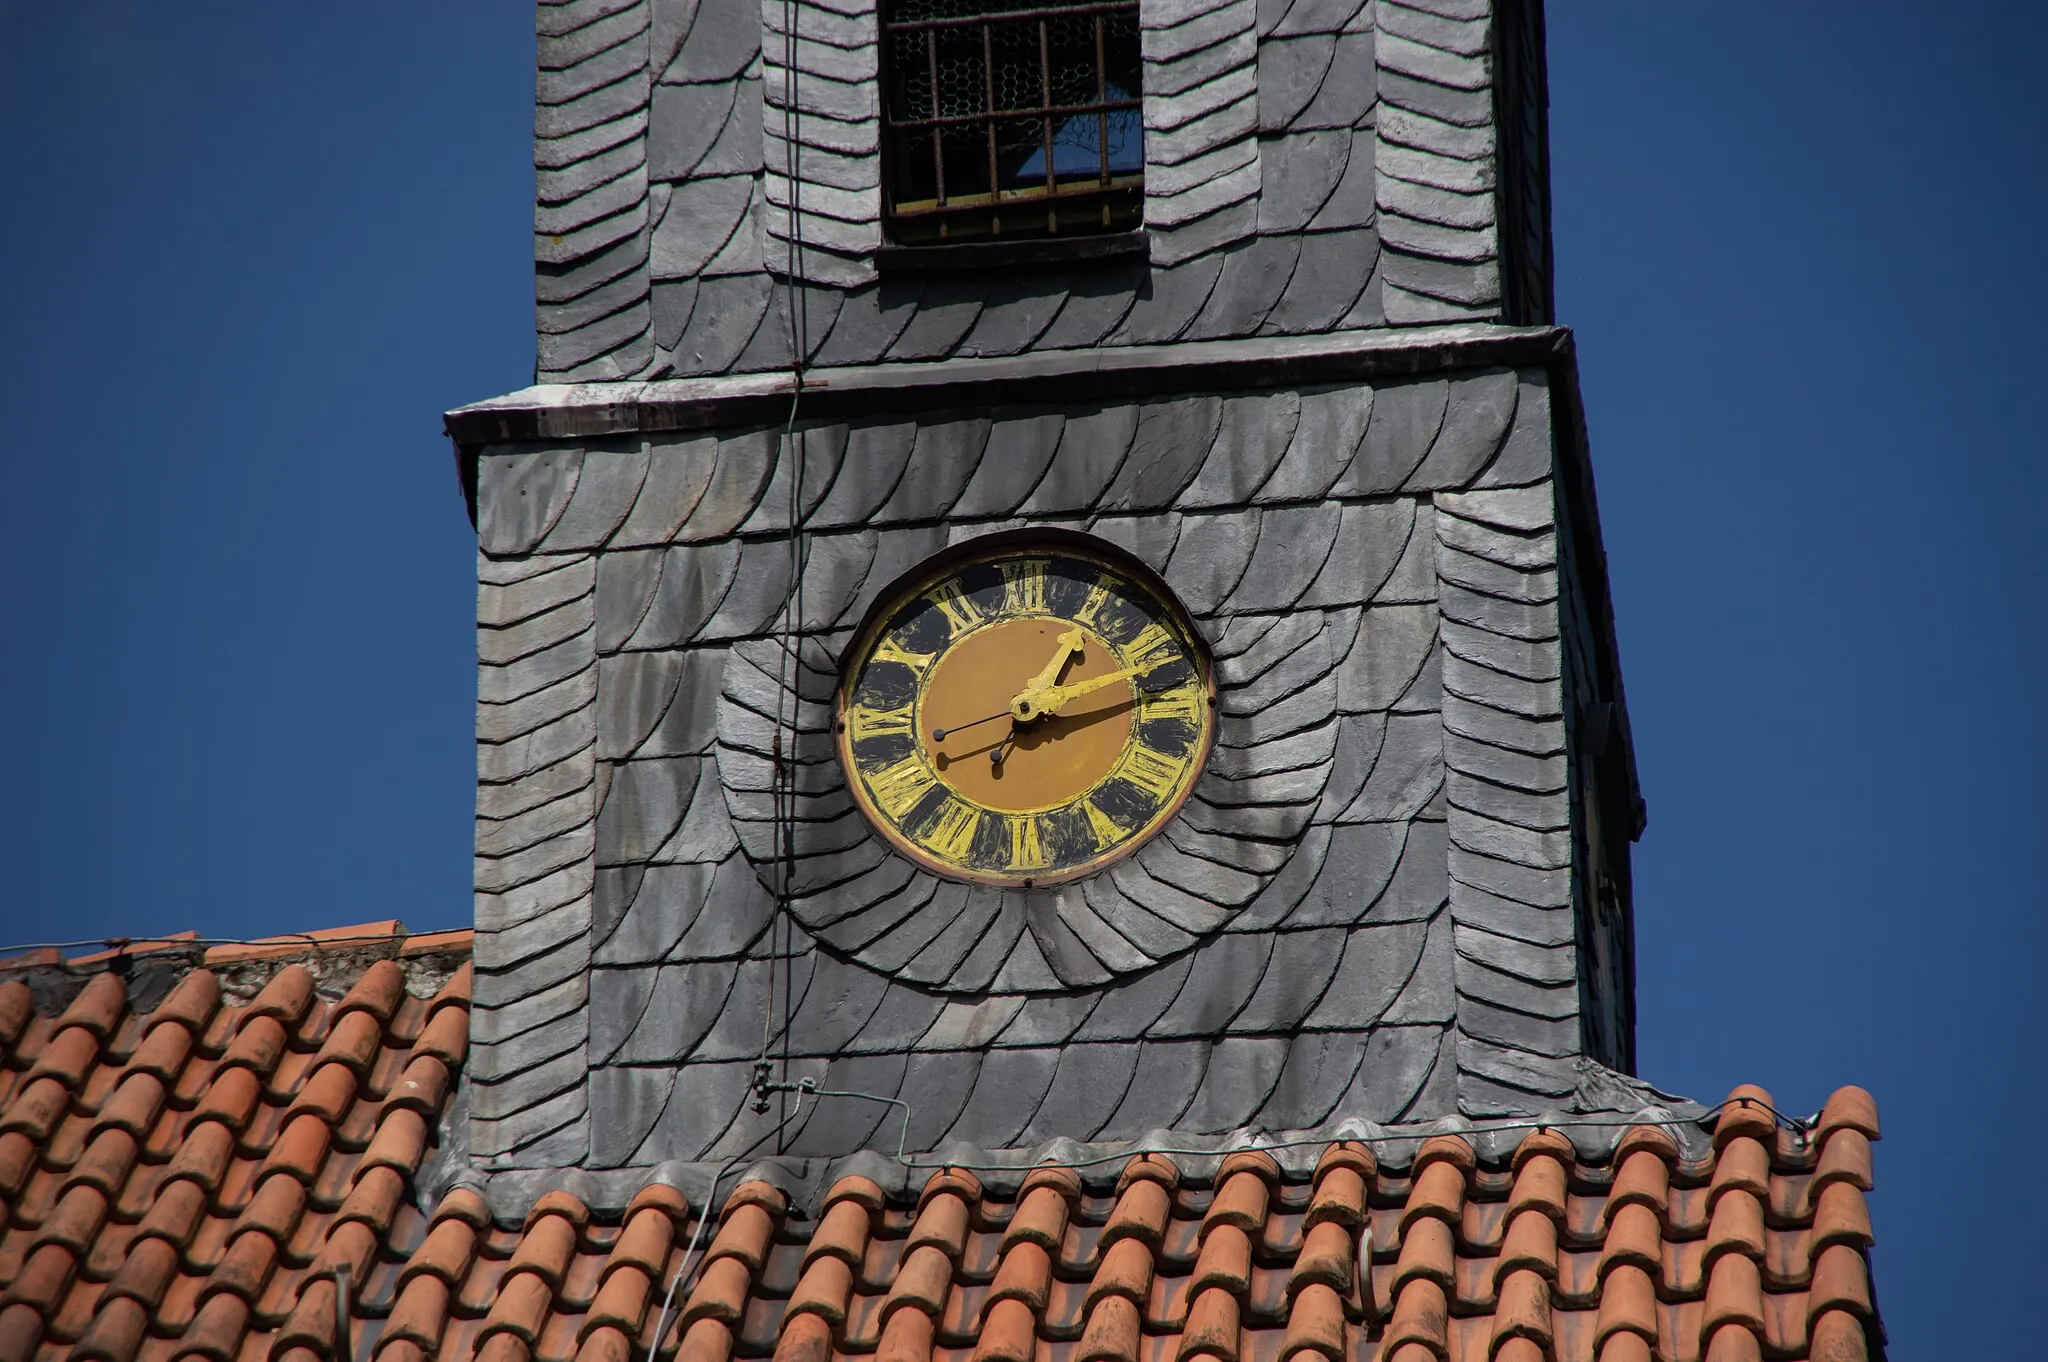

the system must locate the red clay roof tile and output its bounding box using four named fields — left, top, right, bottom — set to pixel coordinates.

left=57, top=976, right=127, bottom=1042
left=684, top=1256, right=756, bottom=1329
left=27, top=1029, right=100, bottom=1092
left=987, top=1240, right=1052, bottom=1313
left=806, top=1197, right=874, bottom=1270
left=1203, top=1170, right=1270, bottom=1238
left=0, top=939, right=1885, bottom=1362
left=1100, top=1177, right=1172, bottom=1250
left=873, top=1300, right=930, bottom=1362
left=1189, top=1223, right=1251, bottom=1296
left=0, top=986, right=32, bottom=1049
left=1115, top=1154, right=1179, bottom=1193
left=1492, top=1268, right=1551, bottom=1353
left=1809, top=1182, right=1874, bottom=1252
left=787, top=1254, right=855, bottom=1326
left=771, top=1305, right=832, bottom=1362
left=126, top=1023, right=195, bottom=1084
left=1399, top=1159, right=1466, bottom=1233
left=1077, top=1291, right=1140, bottom=1362
left=1177, top=1286, right=1237, bottom=1362
left=1812, top=1129, right=1874, bottom=1196
left=1382, top=1277, right=1448, bottom=1358
left=584, top=1261, right=654, bottom=1338
left=1507, top=1147, right=1567, bottom=1223
left=705, top=1201, right=776, bottom=1274
left=67, top=1128, right=139, bottom=1197
left=259, top=1114, right=331, bottom=1186
left=145, top=971, right=221, bottom=1038
left=1279, top=1280, right=1345, bottom=1362
left=905, top=1190, right=971, bottom=1262
left=413, top=1003, right=470, bottom=1070
left=1815, top=1088, right=1878, bottom=1142
left=217, top=1018, right=286, bottom=1080
left=335, top=961, right=408, bottom=1027
left=242, top=968, right=315, bottom=1029
left=1495, top=1208, right=1557, bottom=1284
left=883, top=1245, right=953, bottom=1322
left=602, top=1207, right=676, bottom=1284
left=1705, top=1321, right=1765, bottom=1362
left=178, top=1287, right=253, bottom=1360
left=971, top=1294, right=1037, bottom=1362
left=312, top=1011, right=383, bottom=1080
left=1714, top=1086, right=1779, bottom=1150
left=1302, top=1167, right=1364, bottom=1232
left=1808, top=1307, right=1870, bottom=1361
